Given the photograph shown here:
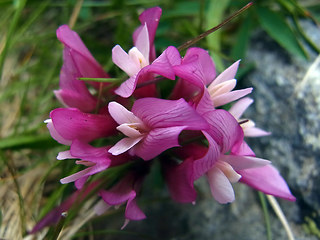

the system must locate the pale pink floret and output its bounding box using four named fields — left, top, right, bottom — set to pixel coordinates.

left=108, top=98, right=209, bottom=160
left=207, top=60, right=253, bottom=107
left=207, top=152, right=271, bottom=204
left=133, top=7, right=162, bottom=62
left=229, top=97, right=271, bottom=137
